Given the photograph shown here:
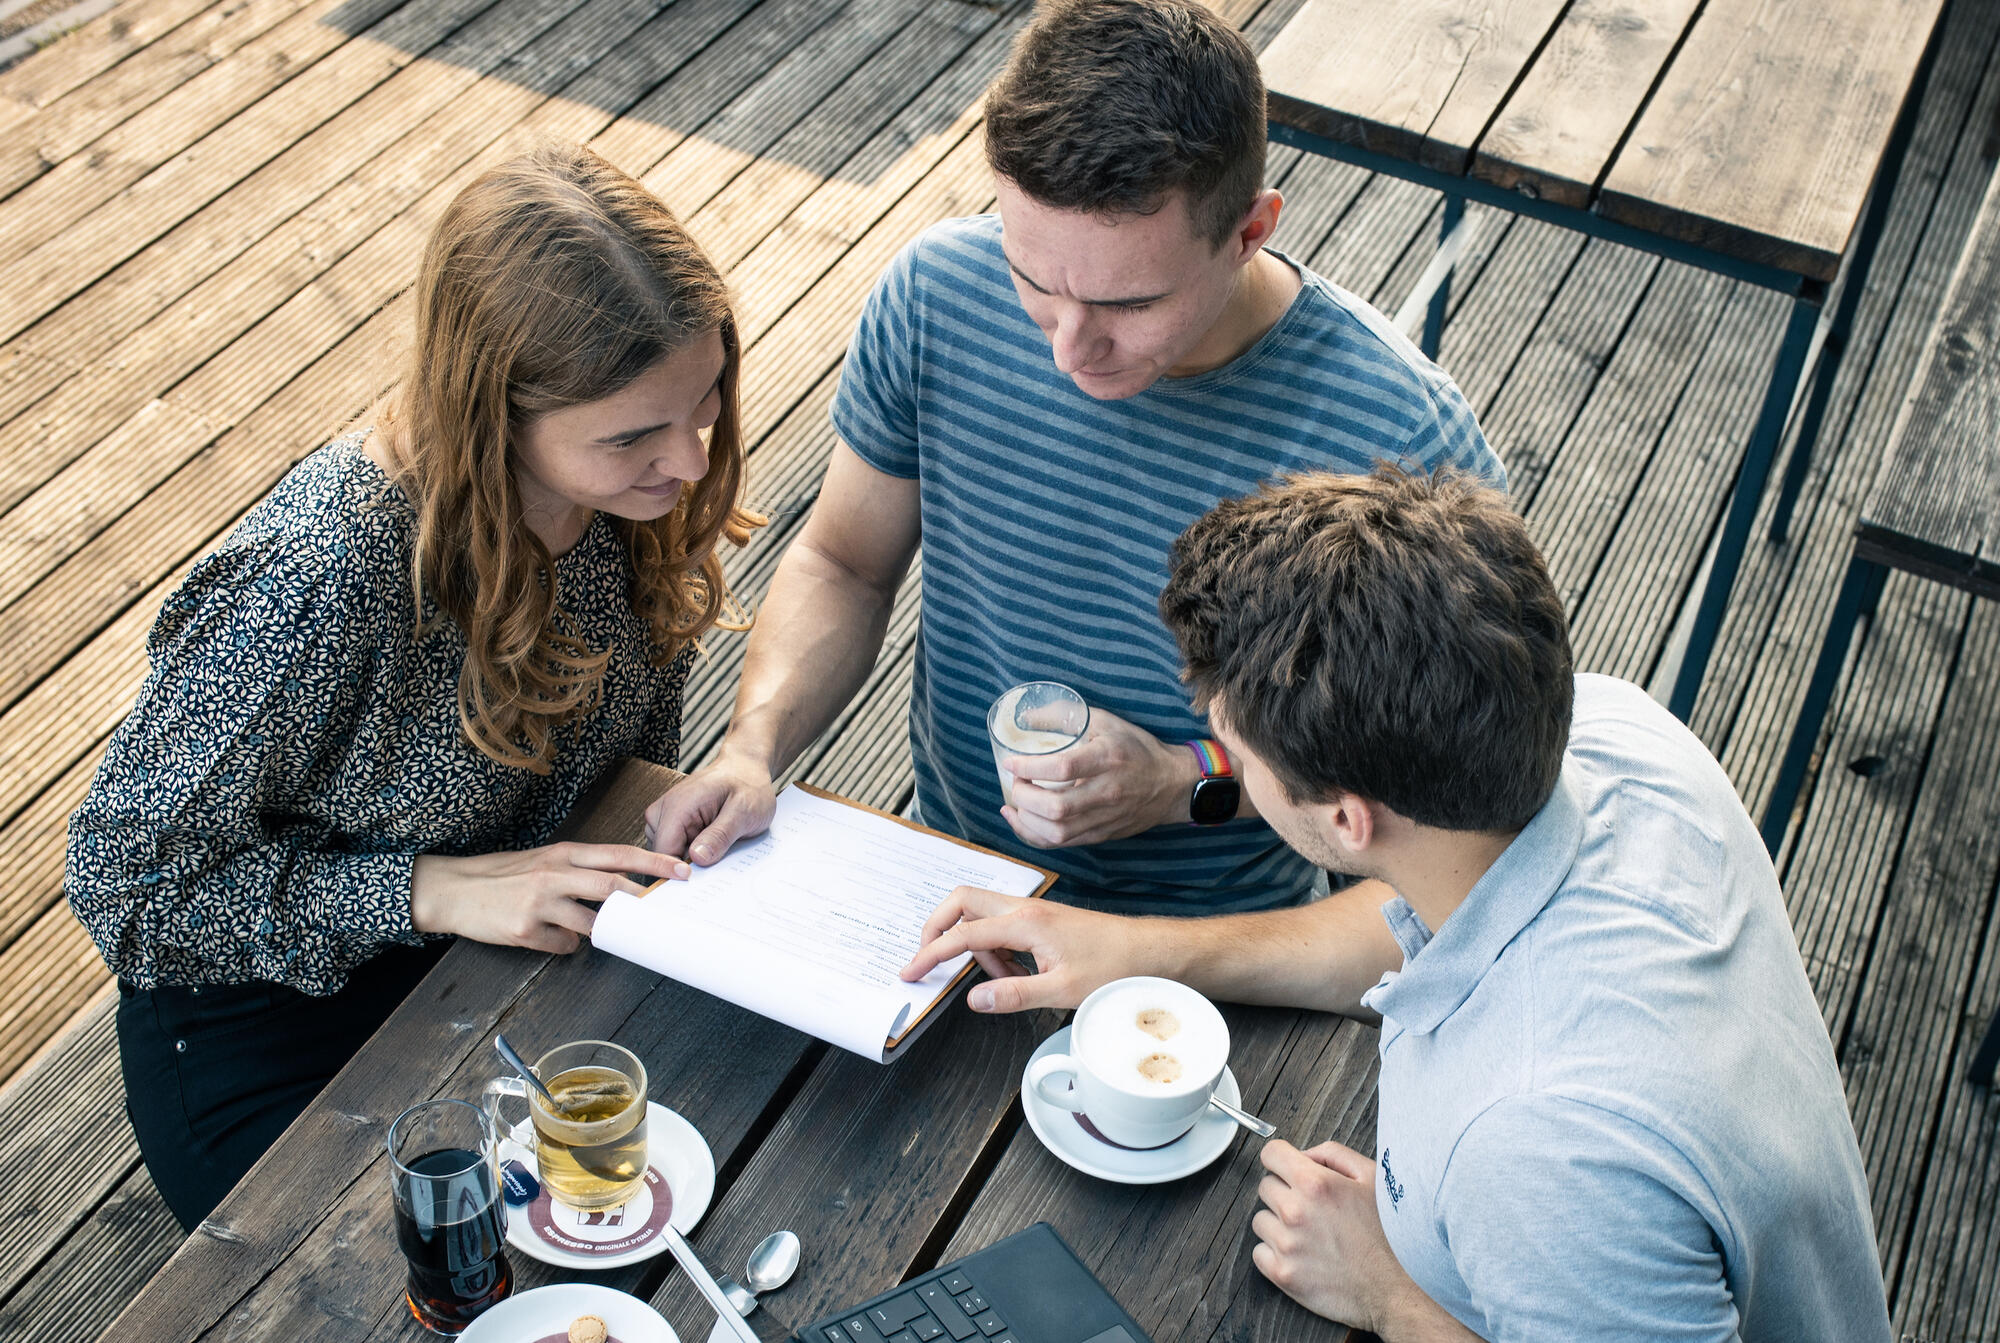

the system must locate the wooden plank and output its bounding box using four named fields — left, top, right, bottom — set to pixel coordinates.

left=0, top=750, right=89, bottom=954
left=0, top=0, right=973, bottom=700
left=1856, top=164, right=2000, bottom=596
left=0, top=0, right=324, bottom=200
left=0, top=0, right=769, bottom=445
left=648, top=995, right=1058, bottom=1340
left=0, top=996, right=138, bottom=1303
left=1694, top=0, right=2000, bottom=779
left=0, top=0, right=820, bottom=713
left=0, top=548, right=161, bottom=828
left=0, top=0, right=800, bottom=605
left=940, top=1006, right=1377, bottom=1343
left=0, top=0, right=416, bottom=274
left=1472, top=238, right=1658, bottom=509
left=1566, top=283, right=1788, bottom=684
left=1303, top=172, right=1445, bottom=315
left=1598, top=0, right=1946, bottom=280
left=0, top=0, right=529, bottom=342
left=1521, top=260, right=1730, bottom=612
left=1429, top=213, right=1579, bottom=409
left=1839, top=595, right=1999, bottom=1290
left=1472, top=0, right=1702, bottom=209
left=0, top=1165, right=178, bottom=1340
left=0, top=0, right=221, bottom=131
left=633, top=0, right=960, bottom=222
left=1781, top=574, right=1966, bottom=1039
left=0, top=904, right=113, bottom=1085
left=1262, top=0, right=1571, bottom=175
left=1887, top=641, right=2000, bottom=1332
left=678, top=0, right=1016, bottom=272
